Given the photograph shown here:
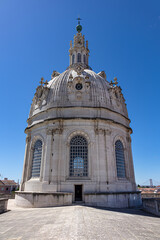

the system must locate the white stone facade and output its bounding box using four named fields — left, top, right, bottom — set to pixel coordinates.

left=16, top=24, right=141, bottom=208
